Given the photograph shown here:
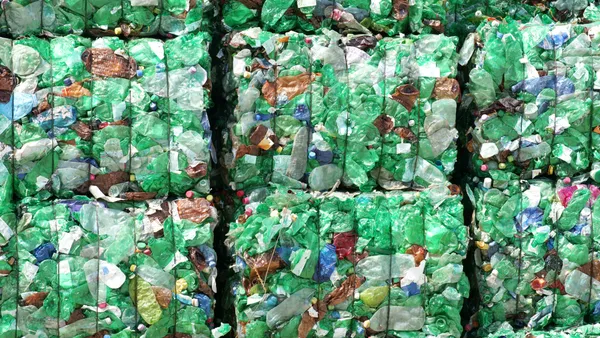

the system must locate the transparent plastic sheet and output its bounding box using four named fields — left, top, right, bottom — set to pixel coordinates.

left=220, top=0, right=450, bottom=36
left=223, top=29, right=459, bottom=193
left=0, top=0, right=216, bottom=37
left=464, top=19, right=599, bottom=181
left=226, top=186, right=467, bottom=337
